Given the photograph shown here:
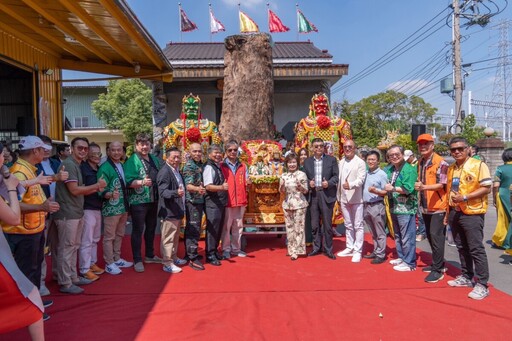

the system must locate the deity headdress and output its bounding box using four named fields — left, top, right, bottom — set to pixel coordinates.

left=308, top=93, right=333, bottom=118
left=180, top=93, right=201, bottom=121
